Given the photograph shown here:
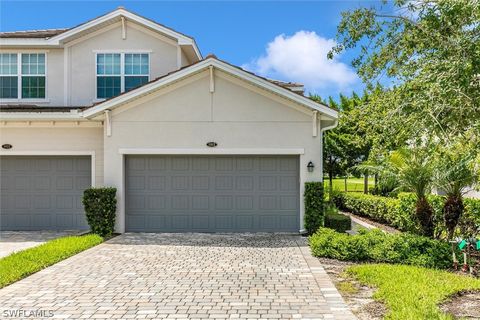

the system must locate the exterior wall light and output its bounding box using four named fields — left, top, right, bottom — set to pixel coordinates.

left=307, top=161, right=314, bottom=172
